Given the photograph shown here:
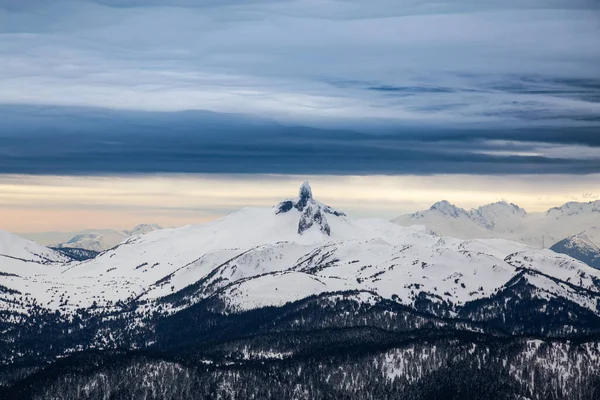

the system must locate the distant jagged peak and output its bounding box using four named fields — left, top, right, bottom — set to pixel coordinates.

left=422, top=199, right=527, bottom=220
left=124, top=223, right=162, bottom=236
left=395, top=199, right=529, bottom=232
left=430, top=200, right=454, bottom=209
left=546, top=200, right=600, bottom=217
left=469, top=201, right=527, bottom=230
left=475, top=200, right=526, bottom=213
left=471, top=201, right=527, bottom=219
left=428, top=200, right=468, bottom=218
left=275, top=181, right=346, bottom=236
